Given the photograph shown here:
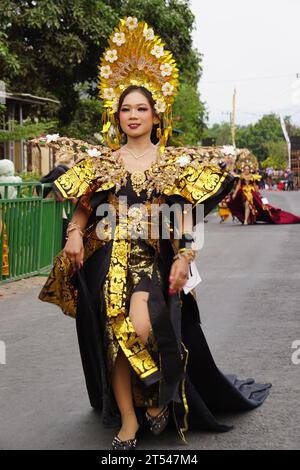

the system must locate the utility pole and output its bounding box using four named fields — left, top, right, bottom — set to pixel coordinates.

left=231, top=88, right=236, bottom=148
